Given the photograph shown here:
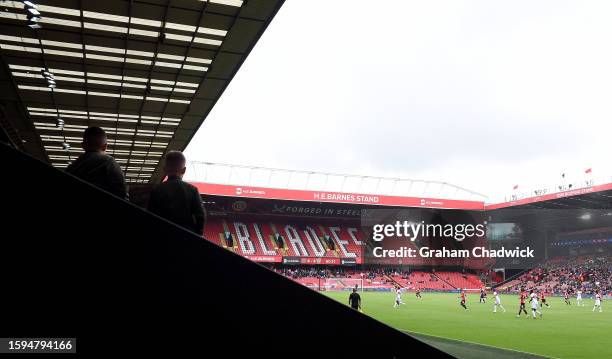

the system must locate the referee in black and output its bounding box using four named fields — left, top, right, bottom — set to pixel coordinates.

left=349, top=288, right=361, bottom=312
